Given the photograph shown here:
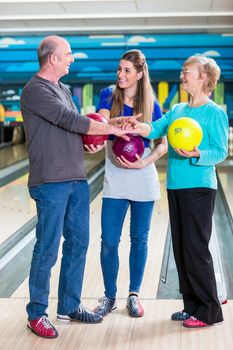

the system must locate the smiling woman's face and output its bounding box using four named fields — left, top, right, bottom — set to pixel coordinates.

left=180, top=63, right=206, bottom=95
left=116, top=59, right=142, bottom=90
